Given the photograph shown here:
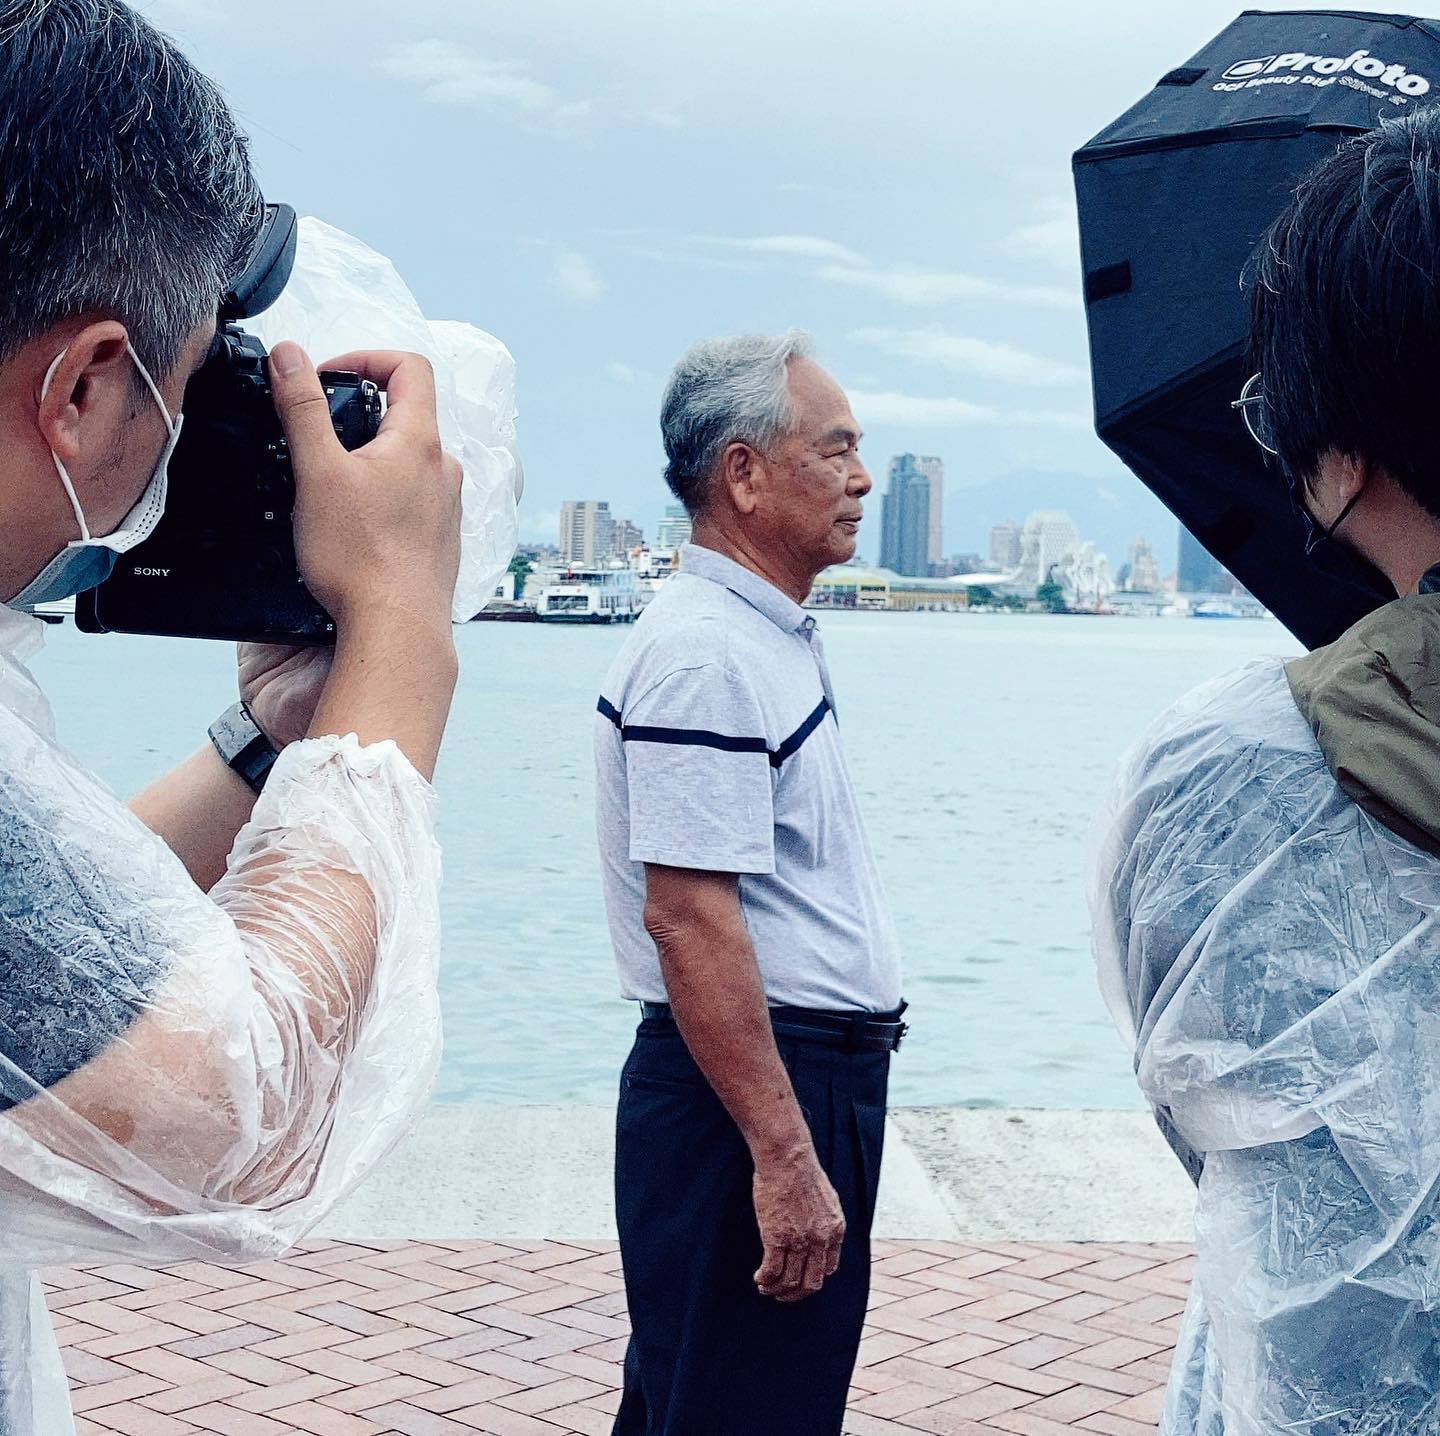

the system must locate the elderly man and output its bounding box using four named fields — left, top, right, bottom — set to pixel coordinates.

left=594, top=332, right=905, bottom=1435
left=1092, top=107, right=1440, bottom=1433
